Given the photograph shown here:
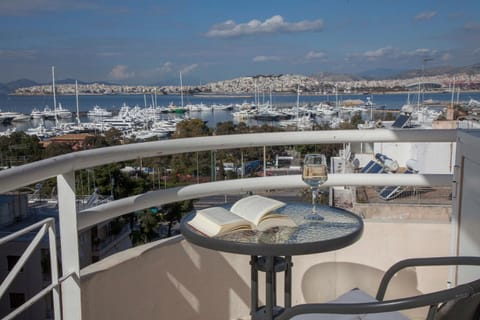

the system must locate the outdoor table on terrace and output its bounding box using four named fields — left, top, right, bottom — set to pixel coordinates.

left=180, top=202, right=364, bottom=320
